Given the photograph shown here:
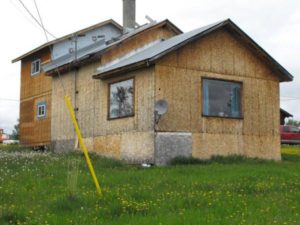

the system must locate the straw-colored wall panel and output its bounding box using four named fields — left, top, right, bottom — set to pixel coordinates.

left=51, top=63, right=155, bottom=156
left=155, top=28, right=281, bottom=160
